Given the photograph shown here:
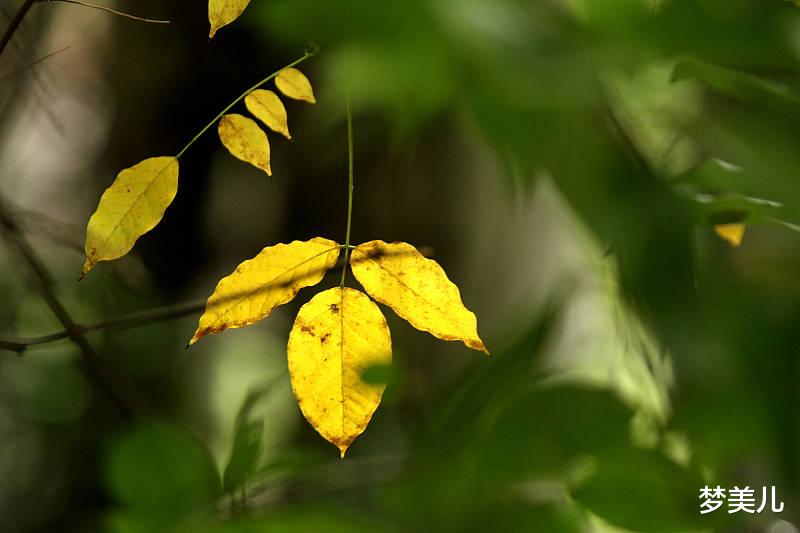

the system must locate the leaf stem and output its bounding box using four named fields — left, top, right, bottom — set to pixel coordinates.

left=0, top=198, right=147, bottom=418
left=175, top=52, right=315, bottom=159
left=339, top=98, right=355, bottom=288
